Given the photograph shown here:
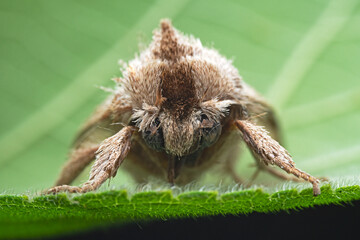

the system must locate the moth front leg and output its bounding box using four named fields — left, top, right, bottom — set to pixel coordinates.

left=234, top=120, right=320, bottom=196
left=54, top=145, right=99, bottom=186
left=46, top=126, right=136, bottom=194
